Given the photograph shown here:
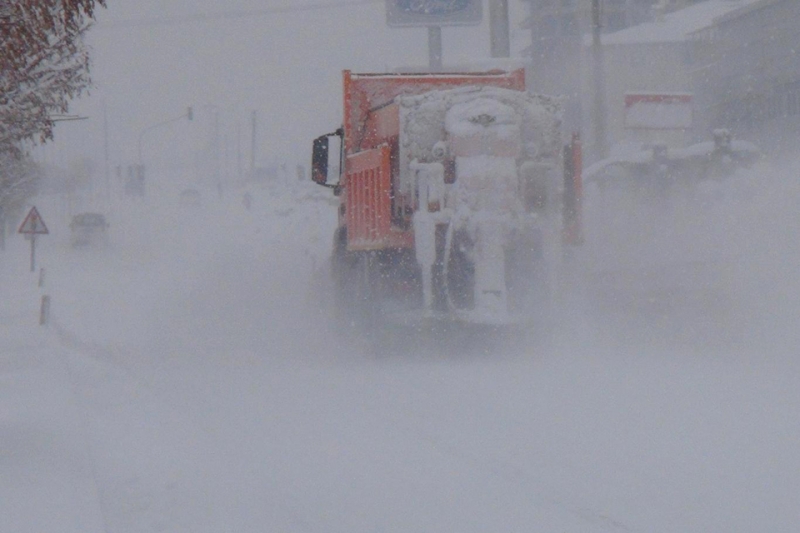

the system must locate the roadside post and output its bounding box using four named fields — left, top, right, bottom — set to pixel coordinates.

left=18, top=206, right=49, bottom=272
left=0, top=204, right=5, bottom=250
left=39, top=295, right=51, bottom=326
